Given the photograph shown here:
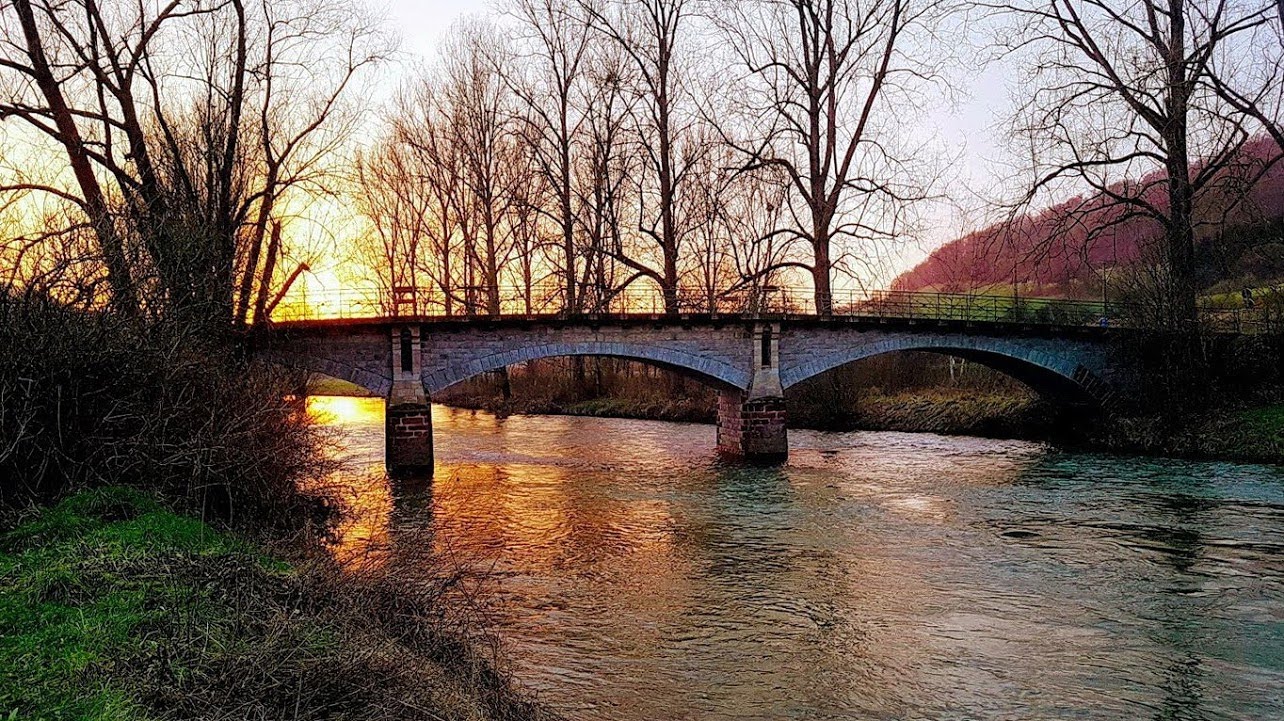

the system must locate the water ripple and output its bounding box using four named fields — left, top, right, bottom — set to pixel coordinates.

left=311, top=399, right=1284, bottom=721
